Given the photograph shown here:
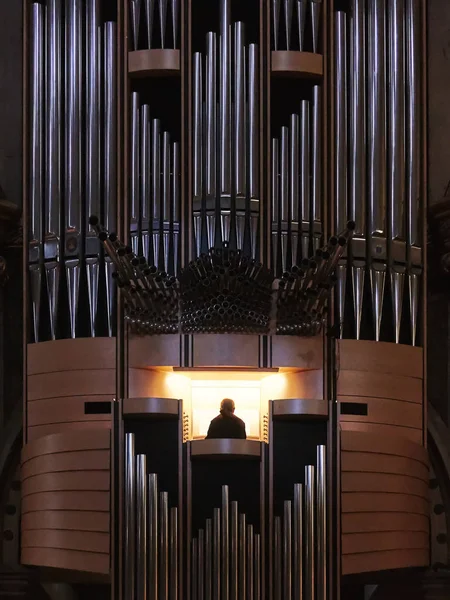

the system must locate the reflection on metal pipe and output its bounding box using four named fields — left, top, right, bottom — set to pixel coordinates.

left=170, top=508, right=178, bottom=600
left=281, top=127, right=289, bottom=272
left=205, top=519, right=212, bottom=600
left=171, top=0, right=178, bottom=48
left=254, top=533, right=261, bottom=600
left=160, top=491, right=169, bottom=600
left=104, top=21, right=117, bottom=336
left=239, top=514, right=246, bottom=600
left=198, top=528, right=204, bottom=600
left=391, top=268, right=405, bottom=344
left=273, top=0, right=281, bottom=50
left=130, top=0, right=141, bottom=50
left=141, top=104, right=151, bottom=260
left=145, top=0, right=154, bottom=49
left=249, top=44, right=259, bottom=202
left=193, top=53, right=202, bottom=202
left=30, top=2, right=44, bottom=342
left=272, top=138, right=279, bottom=274
left=409, top=271, right=419, bottom=346
left=274, top=516, right=282, bottom=600
left=234, top=22, right=246, bottom=199
left=311, top=0, right=322, bottom=53
left=284, top=0, right=293, bottom=51
left=317, top=446, right=327, bottom=600
left=222, top=486, right=229, bottom=600
left=136, top=455, right=147, bottom=600
left=231, top=502, right=238, bottom=600
left=297, top=0, right=307, bottom=51
left=149, top=474, right=159, bottom=598
left=335, top=12, right=347, bottom=235
left=312, top=85, right=322, bottom=251
left=300, top=100, right=311, bottom=259
left=247, top=524, right=254, bottom=600
left=352, top=265, right=365, bottom=340
left=206, top=33, right=217, bottom=201
left=290, top=113, right=299, bottom=267
left=305, top=465, right=315, bottom=600
left=293, top=484, right=303, bottom=600
left=219, top=0, right=231, bottom=198
left=159, top=0, right=168, bottom=49
left=125, top=435, right=136, bottom=600
left=283, top=501, right=292, bottom=600
left=370, top=265, right=385, bottom=342
left=131, top=93, right=140, bottom=255
left=213, top=508, right=221, bottom=600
